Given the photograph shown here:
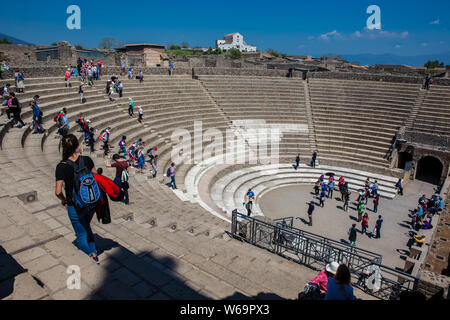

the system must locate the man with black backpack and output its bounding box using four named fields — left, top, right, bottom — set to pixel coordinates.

left=106, top=154, right=130, bottom=205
